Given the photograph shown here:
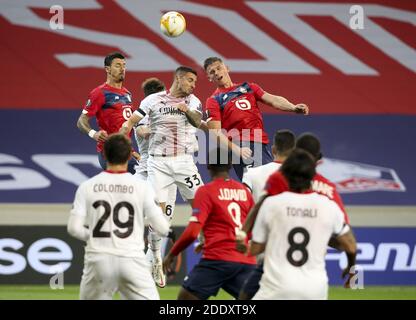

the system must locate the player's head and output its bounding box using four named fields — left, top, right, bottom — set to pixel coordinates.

left=296, top=132, right=322, bottom=163
left=207, top=147, right=232, bottom=177
left=141, top=77, right=166, bottom=97
left=104, top=52, right=126, bottom=83
left=103, top=133, right=132, bottom=166
left=173, top=66, right=197, bottom=96
left=272, top=129, right=296, bottom=160
left=280, top=148, right=316, bottom=193
left=203, top=57, right=231, bottom=87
